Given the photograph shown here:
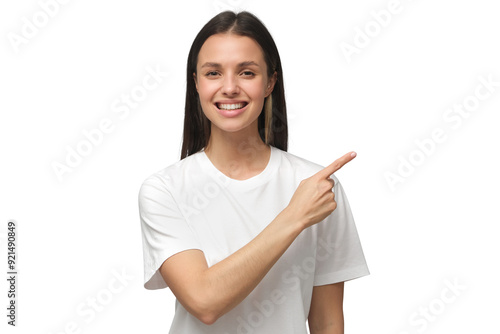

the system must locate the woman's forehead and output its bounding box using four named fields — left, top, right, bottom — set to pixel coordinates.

left=197, top=34, right=266, bottom=67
